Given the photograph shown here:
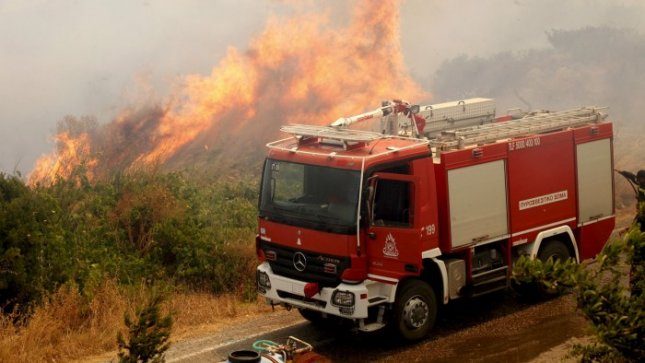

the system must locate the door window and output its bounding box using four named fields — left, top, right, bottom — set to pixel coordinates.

left=372, top=179, right=412, bottom=227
